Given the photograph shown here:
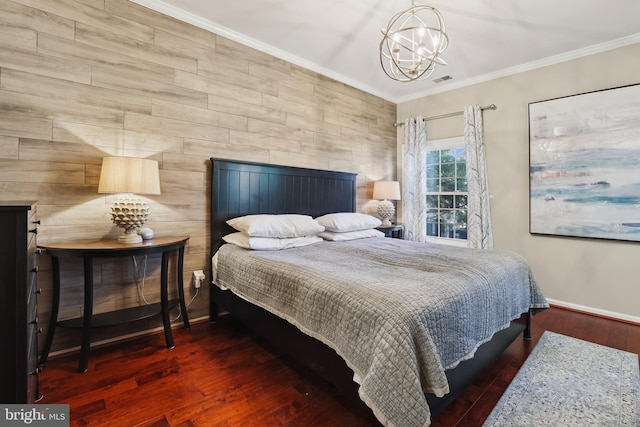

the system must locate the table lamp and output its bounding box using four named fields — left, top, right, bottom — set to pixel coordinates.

left=98, top=156, right=161, bottom=244
left=373, top=181, right=401, bottom=226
